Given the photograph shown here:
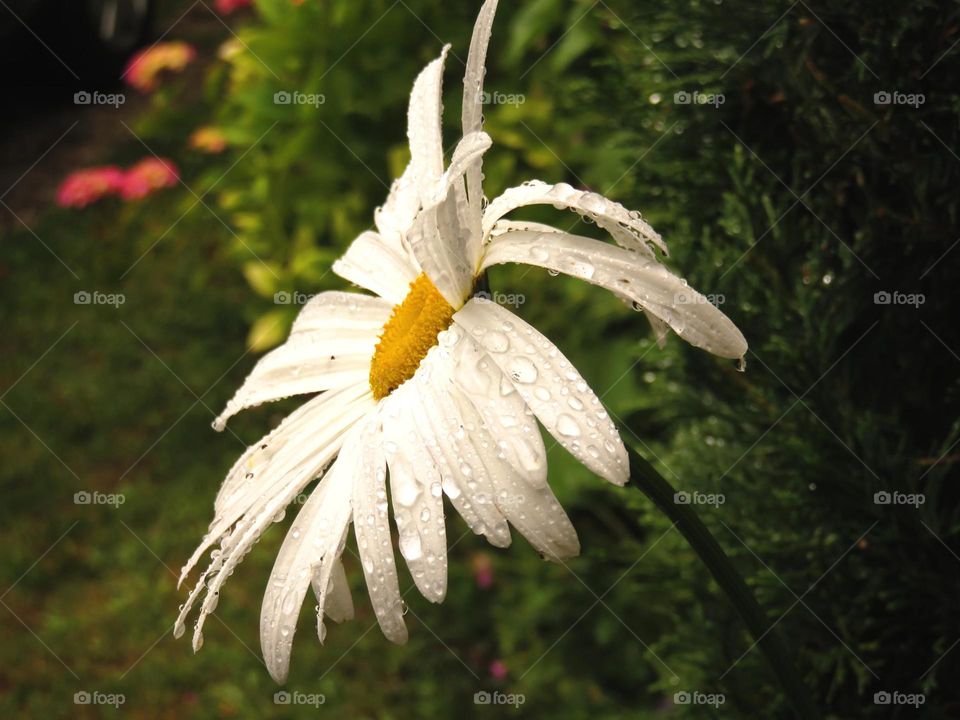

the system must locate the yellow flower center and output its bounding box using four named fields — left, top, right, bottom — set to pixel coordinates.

left=369, top=274, right=455, bottom=400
